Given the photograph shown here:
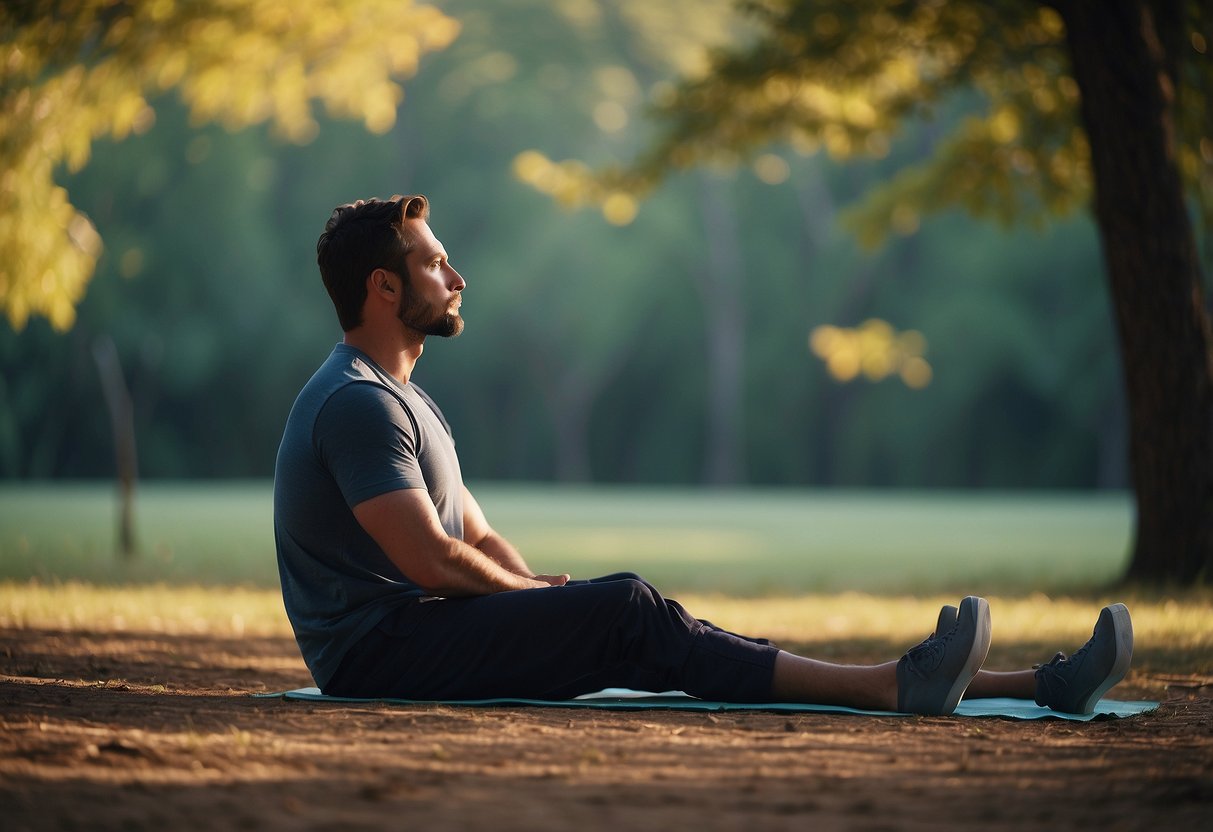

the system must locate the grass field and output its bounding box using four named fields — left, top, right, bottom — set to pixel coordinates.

left=0, top=481, right=1135, bottom=594
left=3, top=479, right=1207, bottom=674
